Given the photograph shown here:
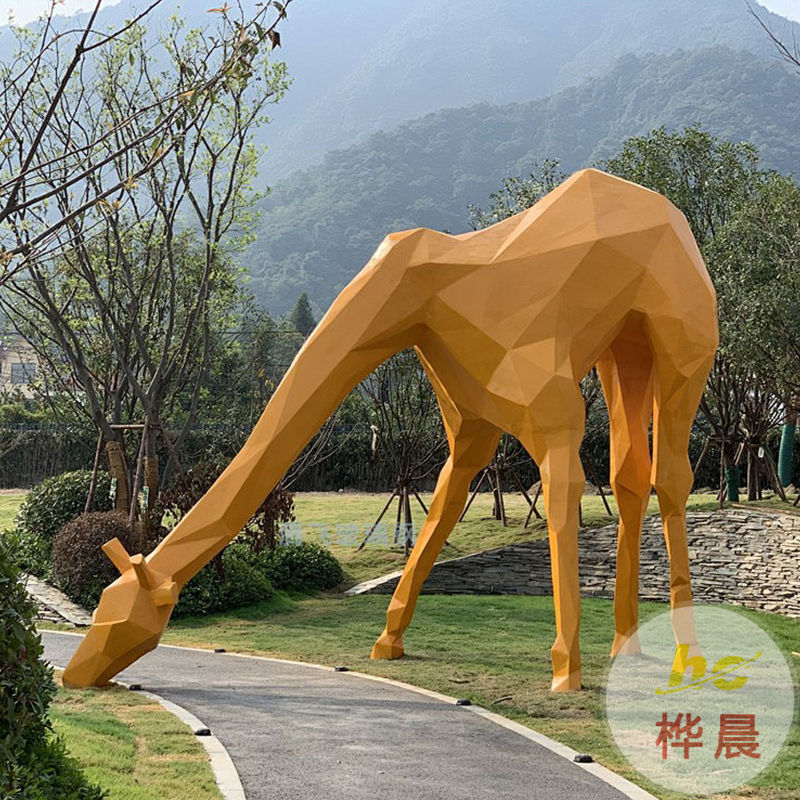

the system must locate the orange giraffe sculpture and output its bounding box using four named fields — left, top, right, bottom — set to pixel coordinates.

left=63, top=168, right=718, bottom=692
